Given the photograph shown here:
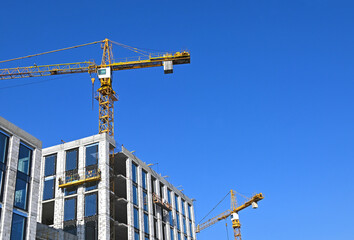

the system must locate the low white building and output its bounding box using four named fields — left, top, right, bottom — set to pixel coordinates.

left=37, top=133, right=196, bottom=240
